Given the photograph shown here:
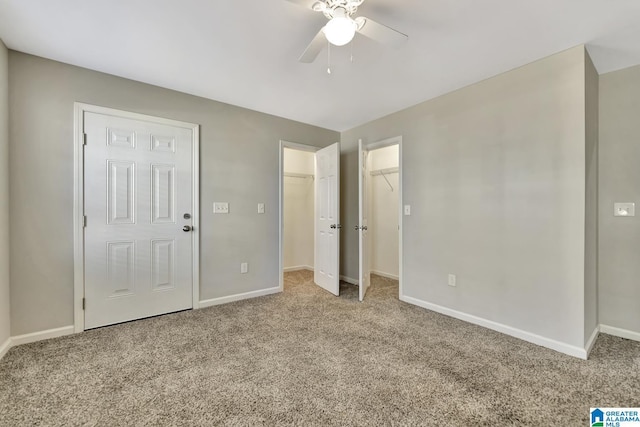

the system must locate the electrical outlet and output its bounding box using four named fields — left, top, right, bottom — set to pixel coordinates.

left=213, top=202, right=229, bottom=214
left=240, top=262, right=248, bottom=274
left=448, top=274, right=456, bottom=287
left=258, top=203, right=265, bottom=214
